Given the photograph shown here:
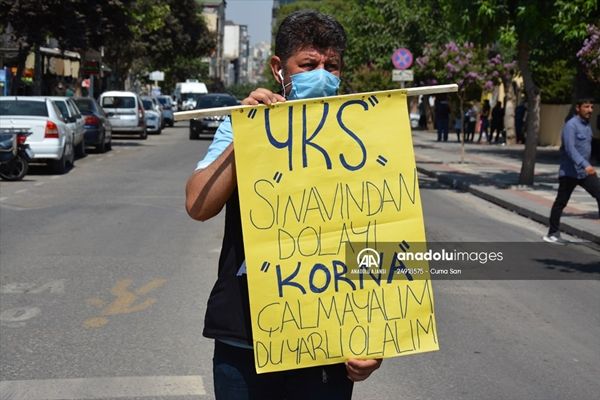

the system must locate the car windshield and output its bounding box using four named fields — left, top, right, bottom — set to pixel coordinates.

left=196, top=95, right=238, bottom=109
left=141, top=99, right=153, bottom=110
left=74, top=99, right=93, bottom=113
left=157, top=97, right=171, bottom=105
left=0, top=100, right=48, bottom=116
left=102, top=96, right=135, bottom=108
